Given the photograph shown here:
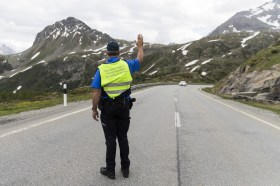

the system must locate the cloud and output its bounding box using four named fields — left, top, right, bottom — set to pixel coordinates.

left=0, top=0, right=270, bottom=52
